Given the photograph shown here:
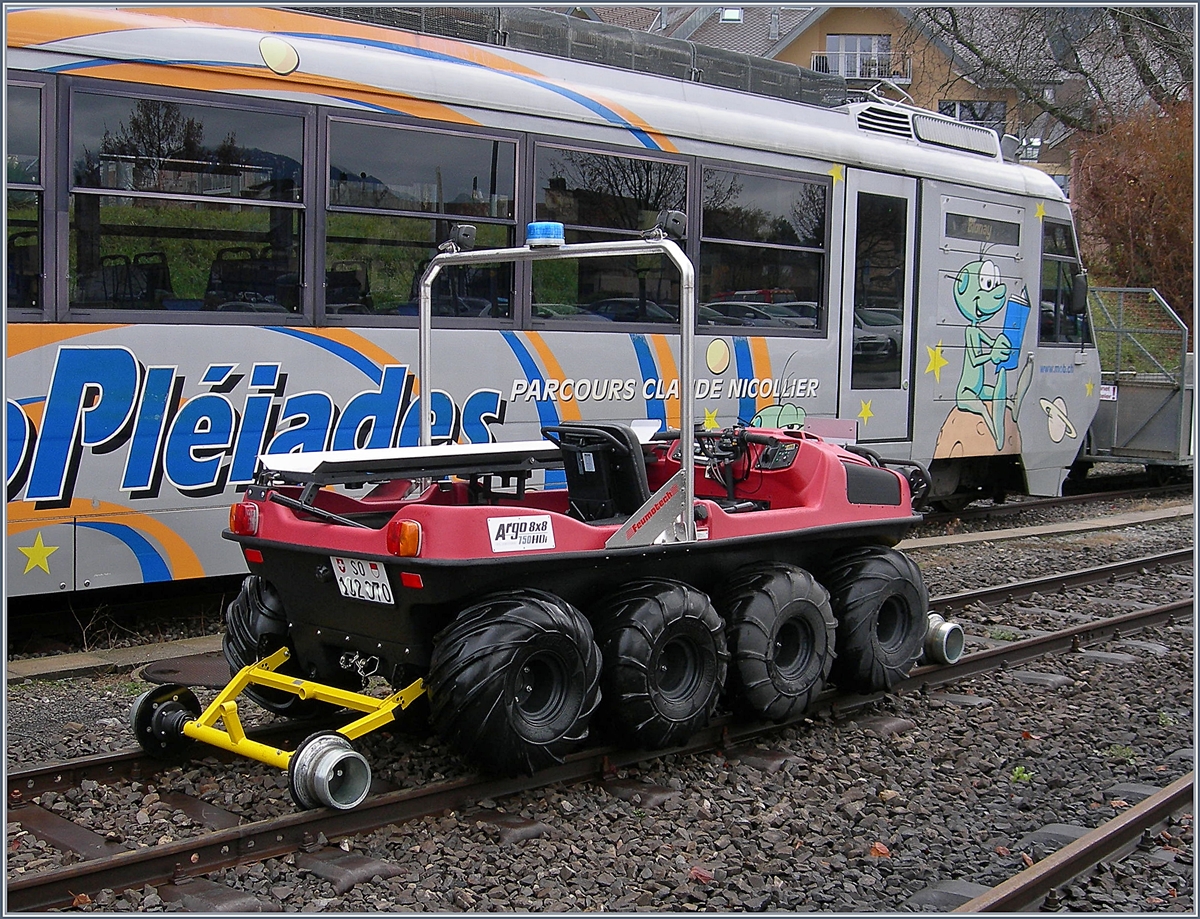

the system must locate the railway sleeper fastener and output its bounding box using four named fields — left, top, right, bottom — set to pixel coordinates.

left=135, top=647, right=426, bottom=811
left=1040, top=888, right=1064, bottom=911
